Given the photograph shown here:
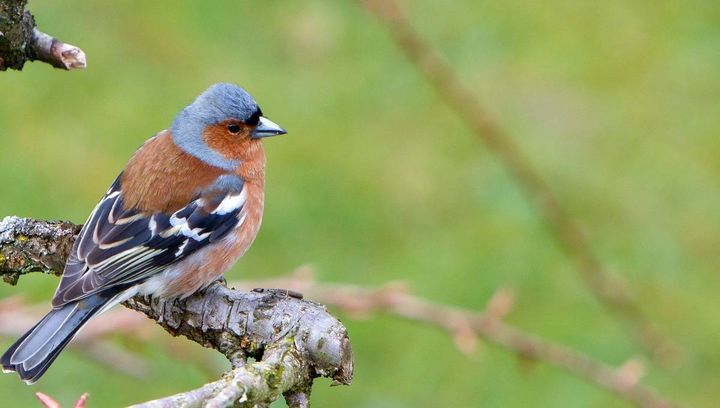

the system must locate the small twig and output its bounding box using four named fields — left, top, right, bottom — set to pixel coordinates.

left=232, top=268, right=682, bottom=408
left=35, top=393, right=60, bottom=408
left=35, top=392, right=88, bottom=408
left=0, top=0, right=87, bottom=70
left=359, top=0, right=676, bottom=361
left=29, top=28, right=86, bottom=70
left=73, top=394, right=89, bottom=408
